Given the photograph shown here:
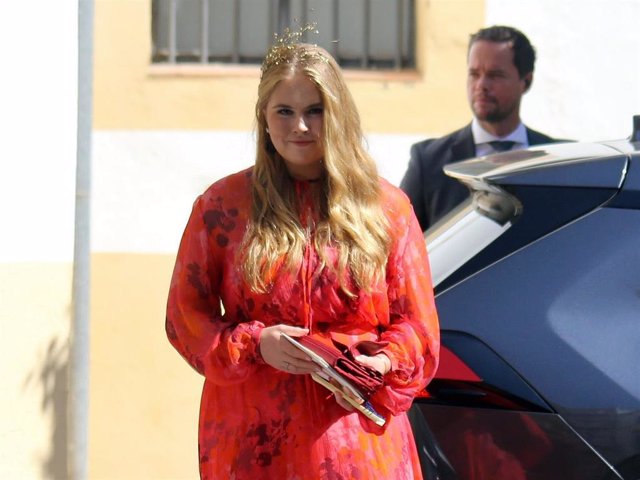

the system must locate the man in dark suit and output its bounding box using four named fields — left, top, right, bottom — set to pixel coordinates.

left=400, top=25, right=557, bottom=231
